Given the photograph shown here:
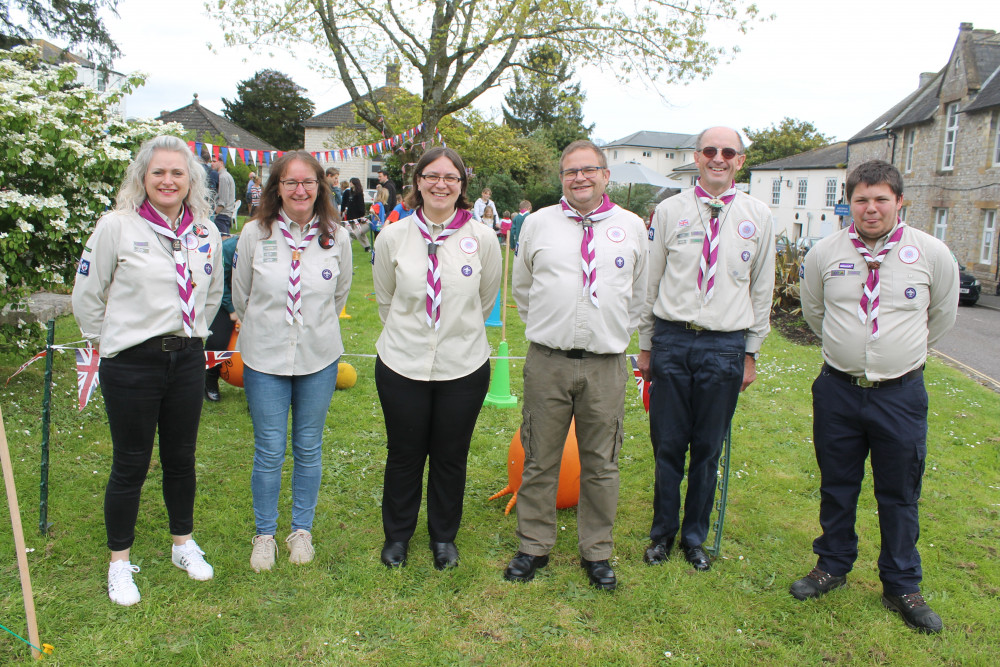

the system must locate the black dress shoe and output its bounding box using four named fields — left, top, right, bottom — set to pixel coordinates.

left=644, top=537, right=675, bottom=565
left=430, top=541, right=459, bottom=570
left=681, top=543, right=711, bottom=571
left=581, top=558, right=617, bottom=591
left=503, top=551, right=549, bottom=582
left=882, top=592, right=943, bottom=634
left=380, top=540, right=408, bottom=568
left=789, top=567, right=847, bottom=600
left=205, top=375, right=220, bottom=402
